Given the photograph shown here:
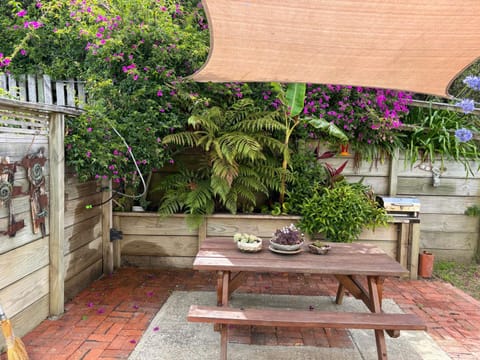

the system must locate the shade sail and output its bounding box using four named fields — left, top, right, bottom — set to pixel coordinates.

left=191, top=0, right=480, bottom=97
